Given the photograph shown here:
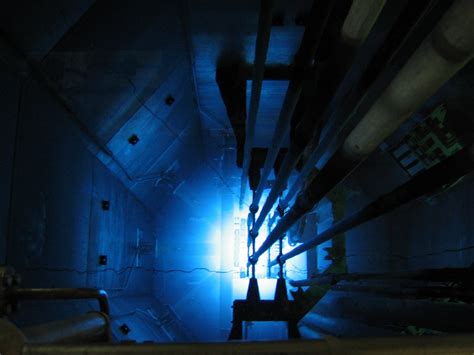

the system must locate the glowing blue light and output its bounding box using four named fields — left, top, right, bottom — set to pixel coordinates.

left=232, top=278, right=278, bottom=300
